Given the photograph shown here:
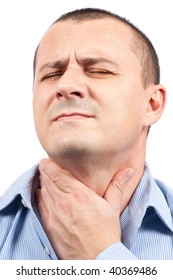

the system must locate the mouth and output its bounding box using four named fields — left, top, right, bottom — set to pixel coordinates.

left=54, top=113, right=95, bottom=121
